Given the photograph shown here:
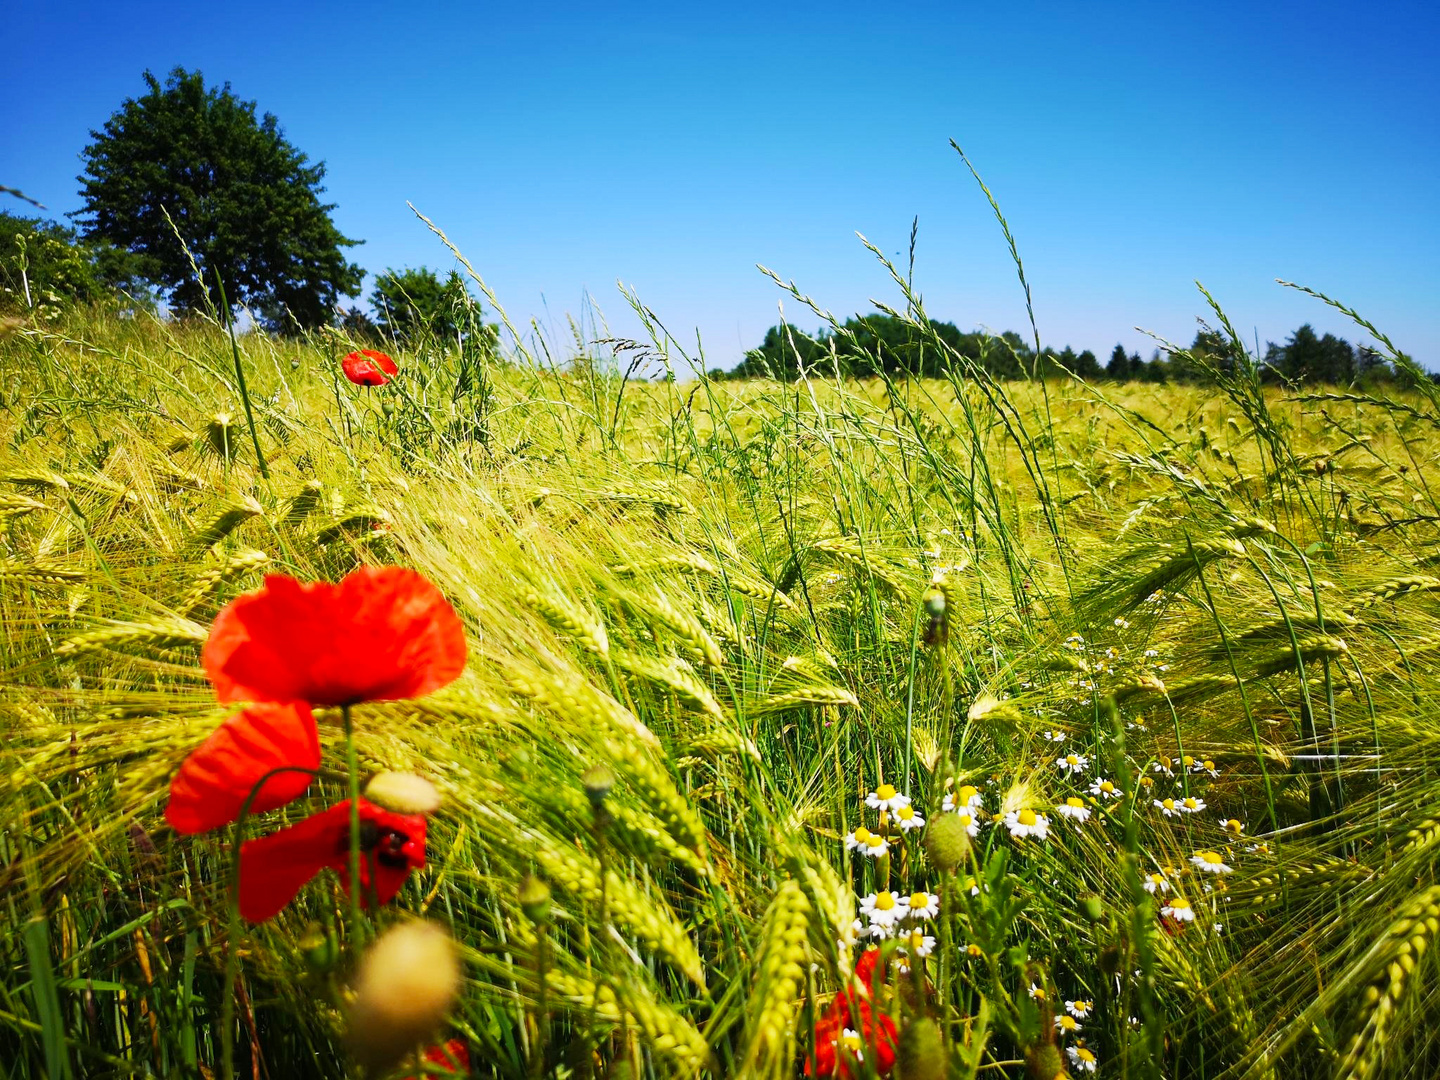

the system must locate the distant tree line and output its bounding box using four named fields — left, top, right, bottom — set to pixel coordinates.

left=724, top=314, right=1419, bottom=387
